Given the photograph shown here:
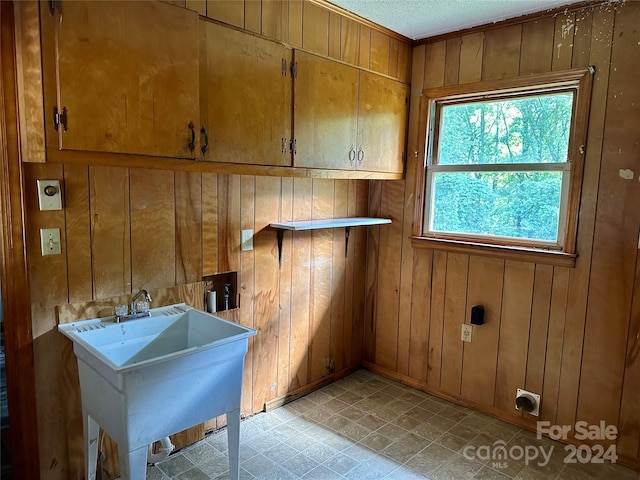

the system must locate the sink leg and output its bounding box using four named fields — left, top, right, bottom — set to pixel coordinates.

left=83, top=411, right=99, bottom=480
left=119, top=445, right=148, bottom=480
left=227, top=408, right=241, bottom=480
